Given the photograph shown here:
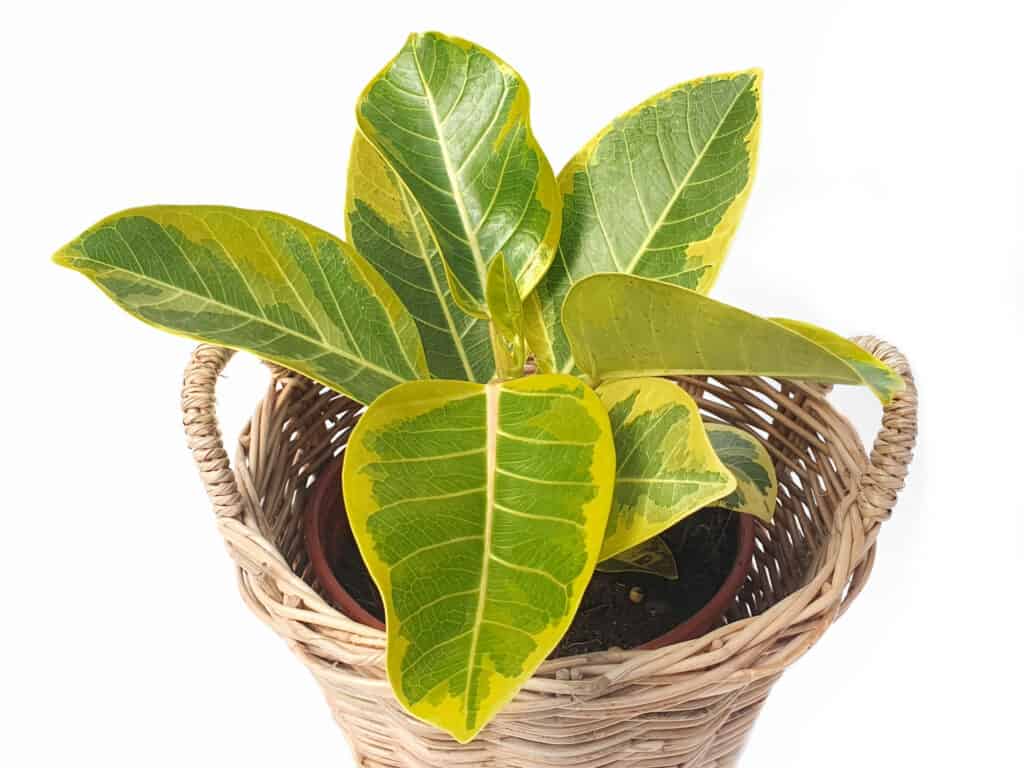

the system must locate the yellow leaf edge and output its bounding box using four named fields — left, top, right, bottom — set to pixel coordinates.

left=562, top=274, right=864, bottom=386
left=596, top=377, right=736, bottom=561
left=770, top=317, right=906, bottom=404
left=342, top=375, right=615, bottom=743
left=597, top=535, right=680, bottom=580
left=52, top=205, right=429, bottom=403
left=704, top=422, right=779, bottom=523
left=354, top=30, right=563, bottom=309
left=522, top=291, right=557, bottom=373
left=556, top=67, right=762, bottom=294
